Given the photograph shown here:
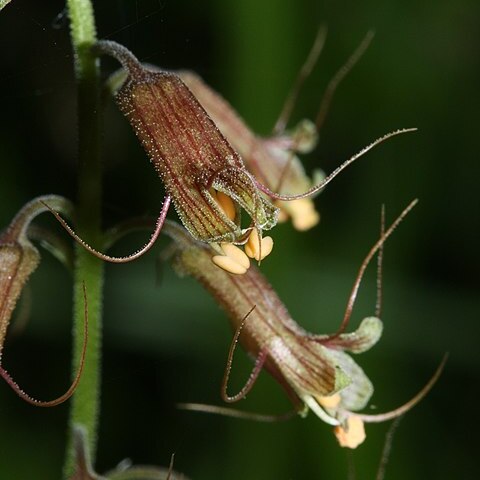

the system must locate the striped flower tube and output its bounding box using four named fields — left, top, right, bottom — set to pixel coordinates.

left=163, top=209, right=444, bottom=448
